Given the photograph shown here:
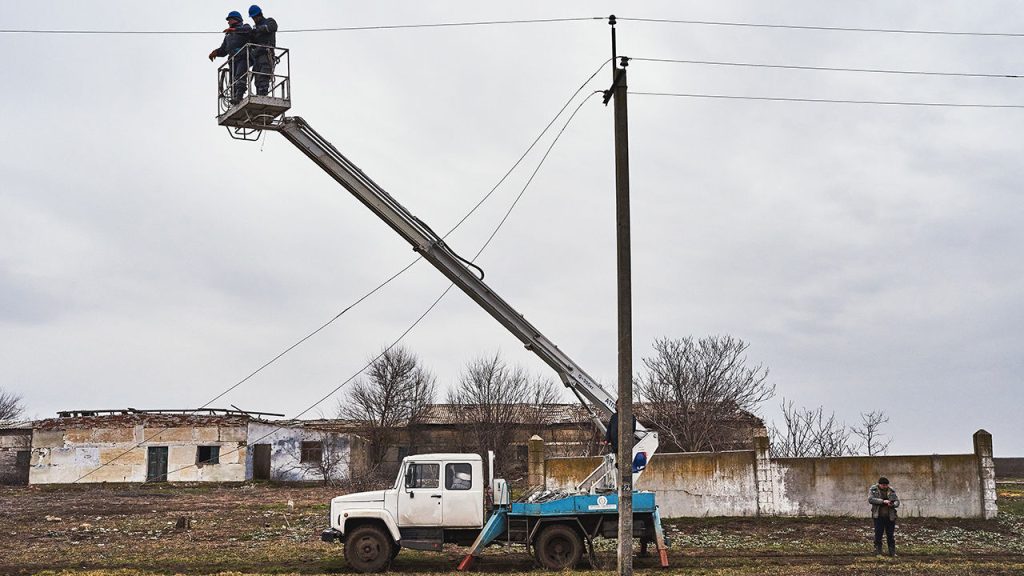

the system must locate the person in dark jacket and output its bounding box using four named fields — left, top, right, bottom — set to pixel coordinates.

left=208, top=11, right=252, bottom=104
left=605, top=410, right=636, bottom=454
left=247, top=5, right=278, bottom=95
left=868, top=476, right=901, bottom=556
